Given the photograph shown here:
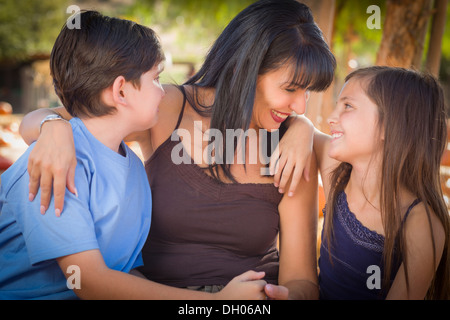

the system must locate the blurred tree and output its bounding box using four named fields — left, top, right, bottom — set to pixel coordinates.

left=425, top=0, right=448, bottom=77
left=0, top=0, right=69, bottom=62
left=376, top=0, right=433, bottom=68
